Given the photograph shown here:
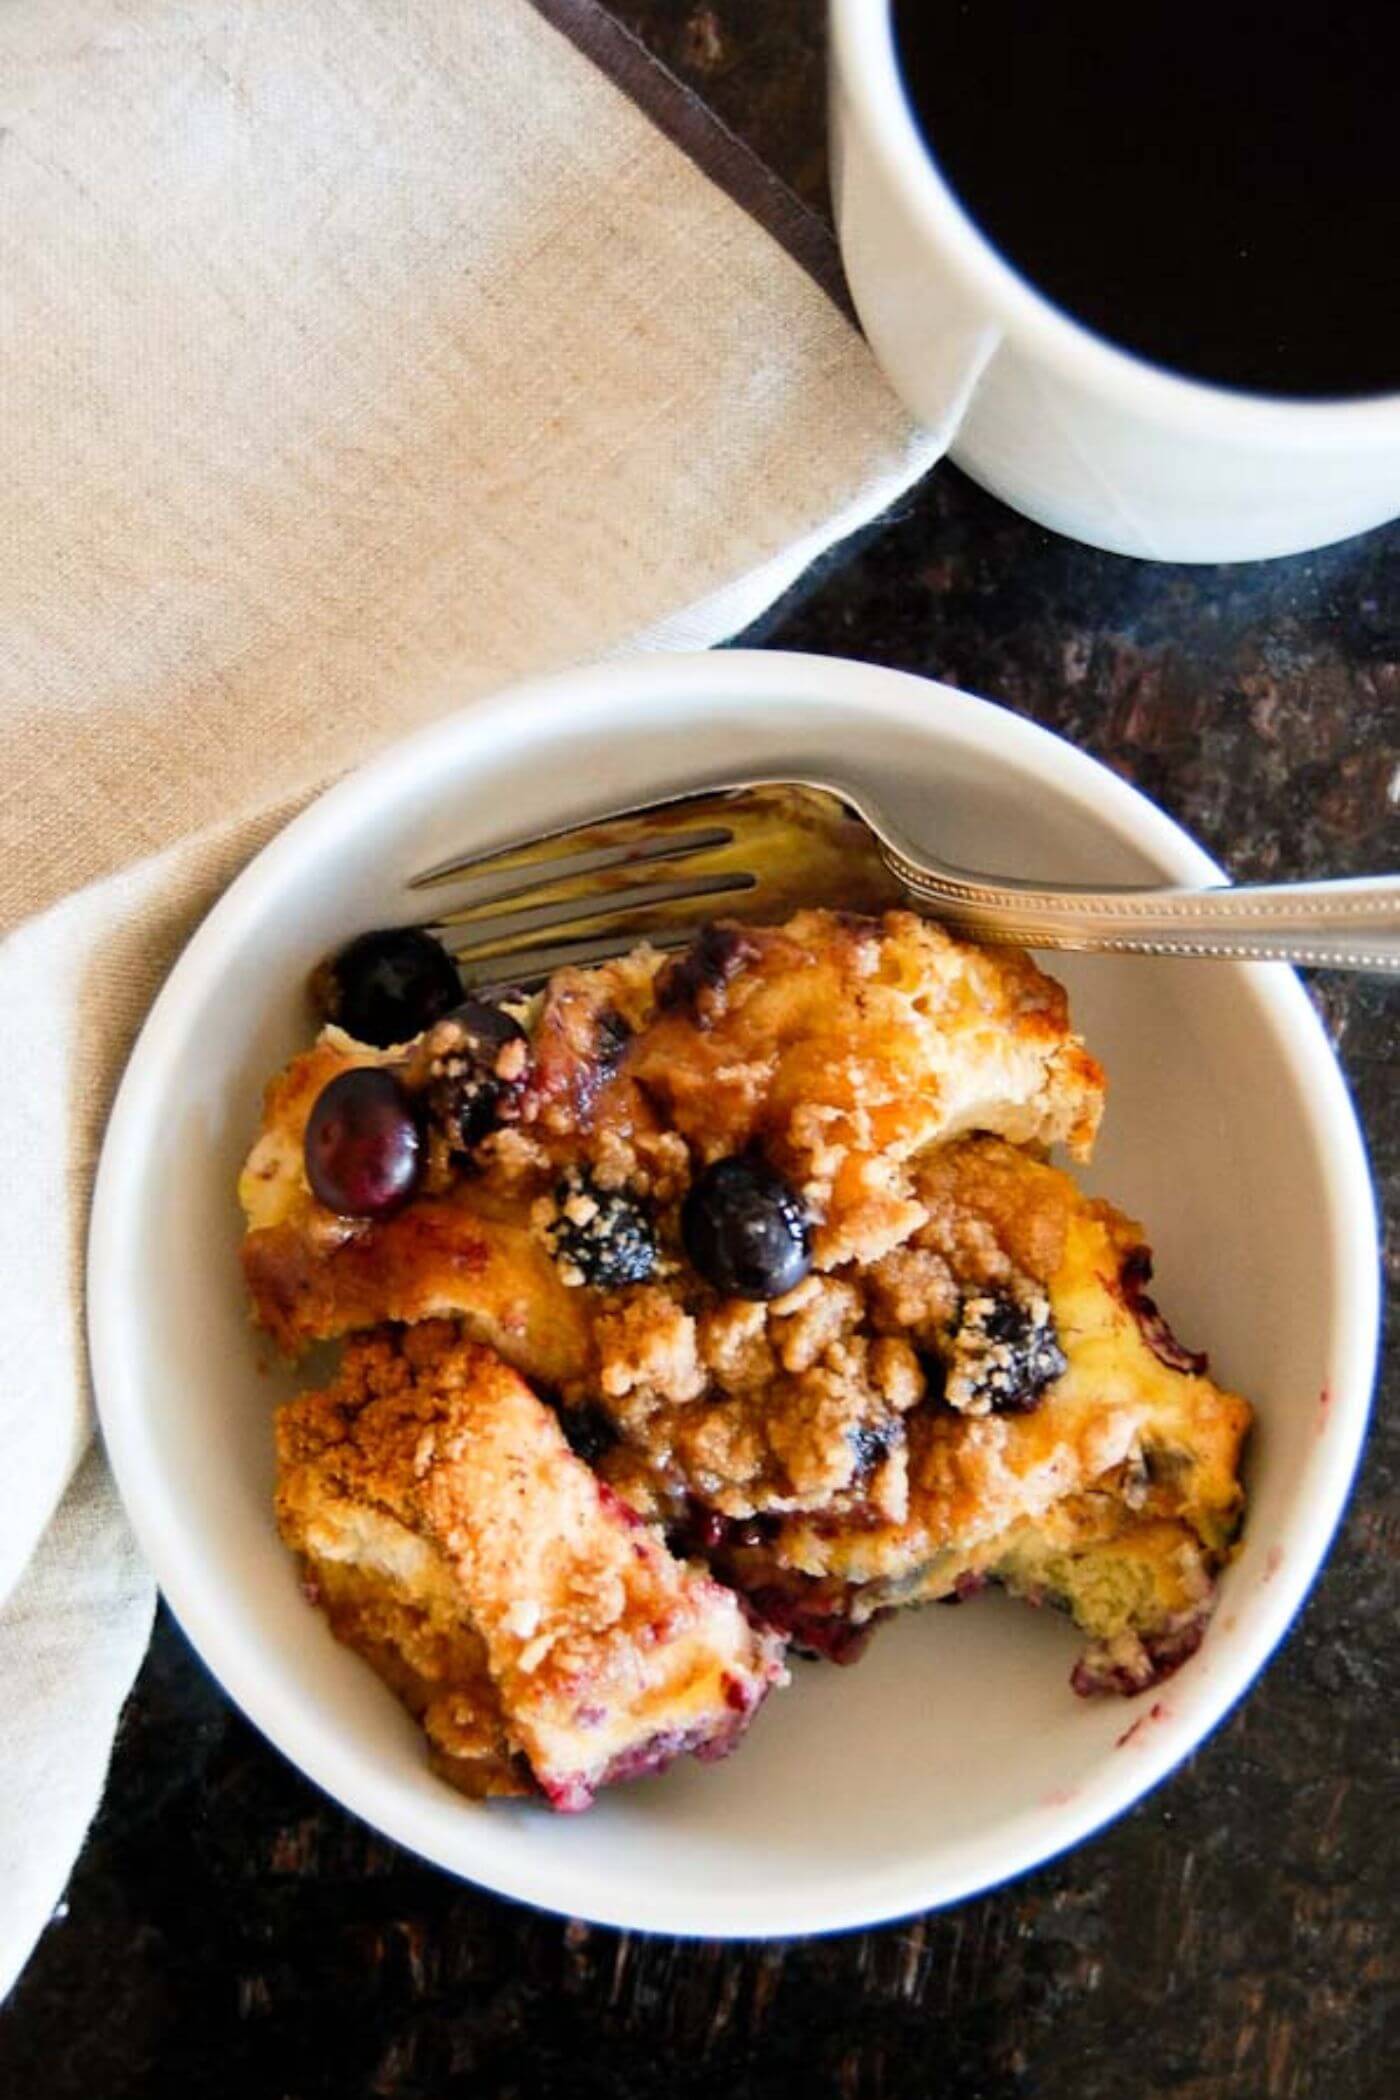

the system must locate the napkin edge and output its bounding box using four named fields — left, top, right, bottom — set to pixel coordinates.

left=528, top=0, right=856, bottom=319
